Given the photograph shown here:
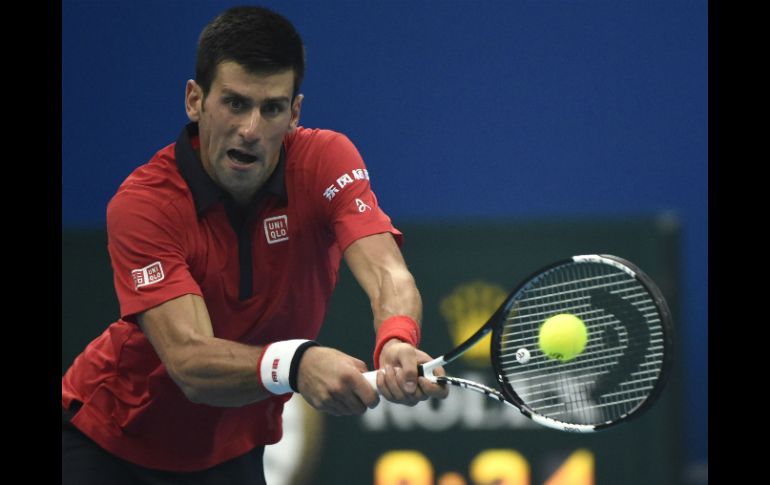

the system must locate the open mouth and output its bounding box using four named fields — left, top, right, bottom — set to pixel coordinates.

left=227, top=149, right=258, bottom=164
